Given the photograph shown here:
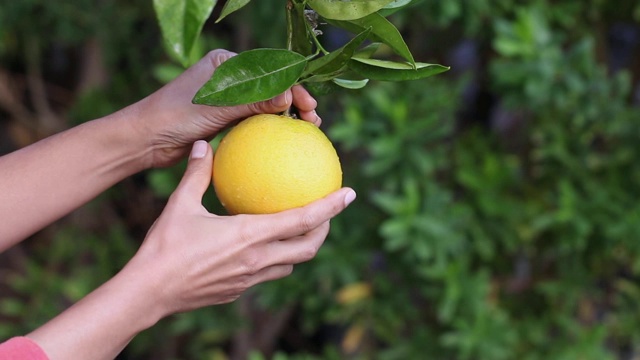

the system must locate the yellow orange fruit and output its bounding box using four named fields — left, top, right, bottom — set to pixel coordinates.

left=212, top=114, right=342, bottom=214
